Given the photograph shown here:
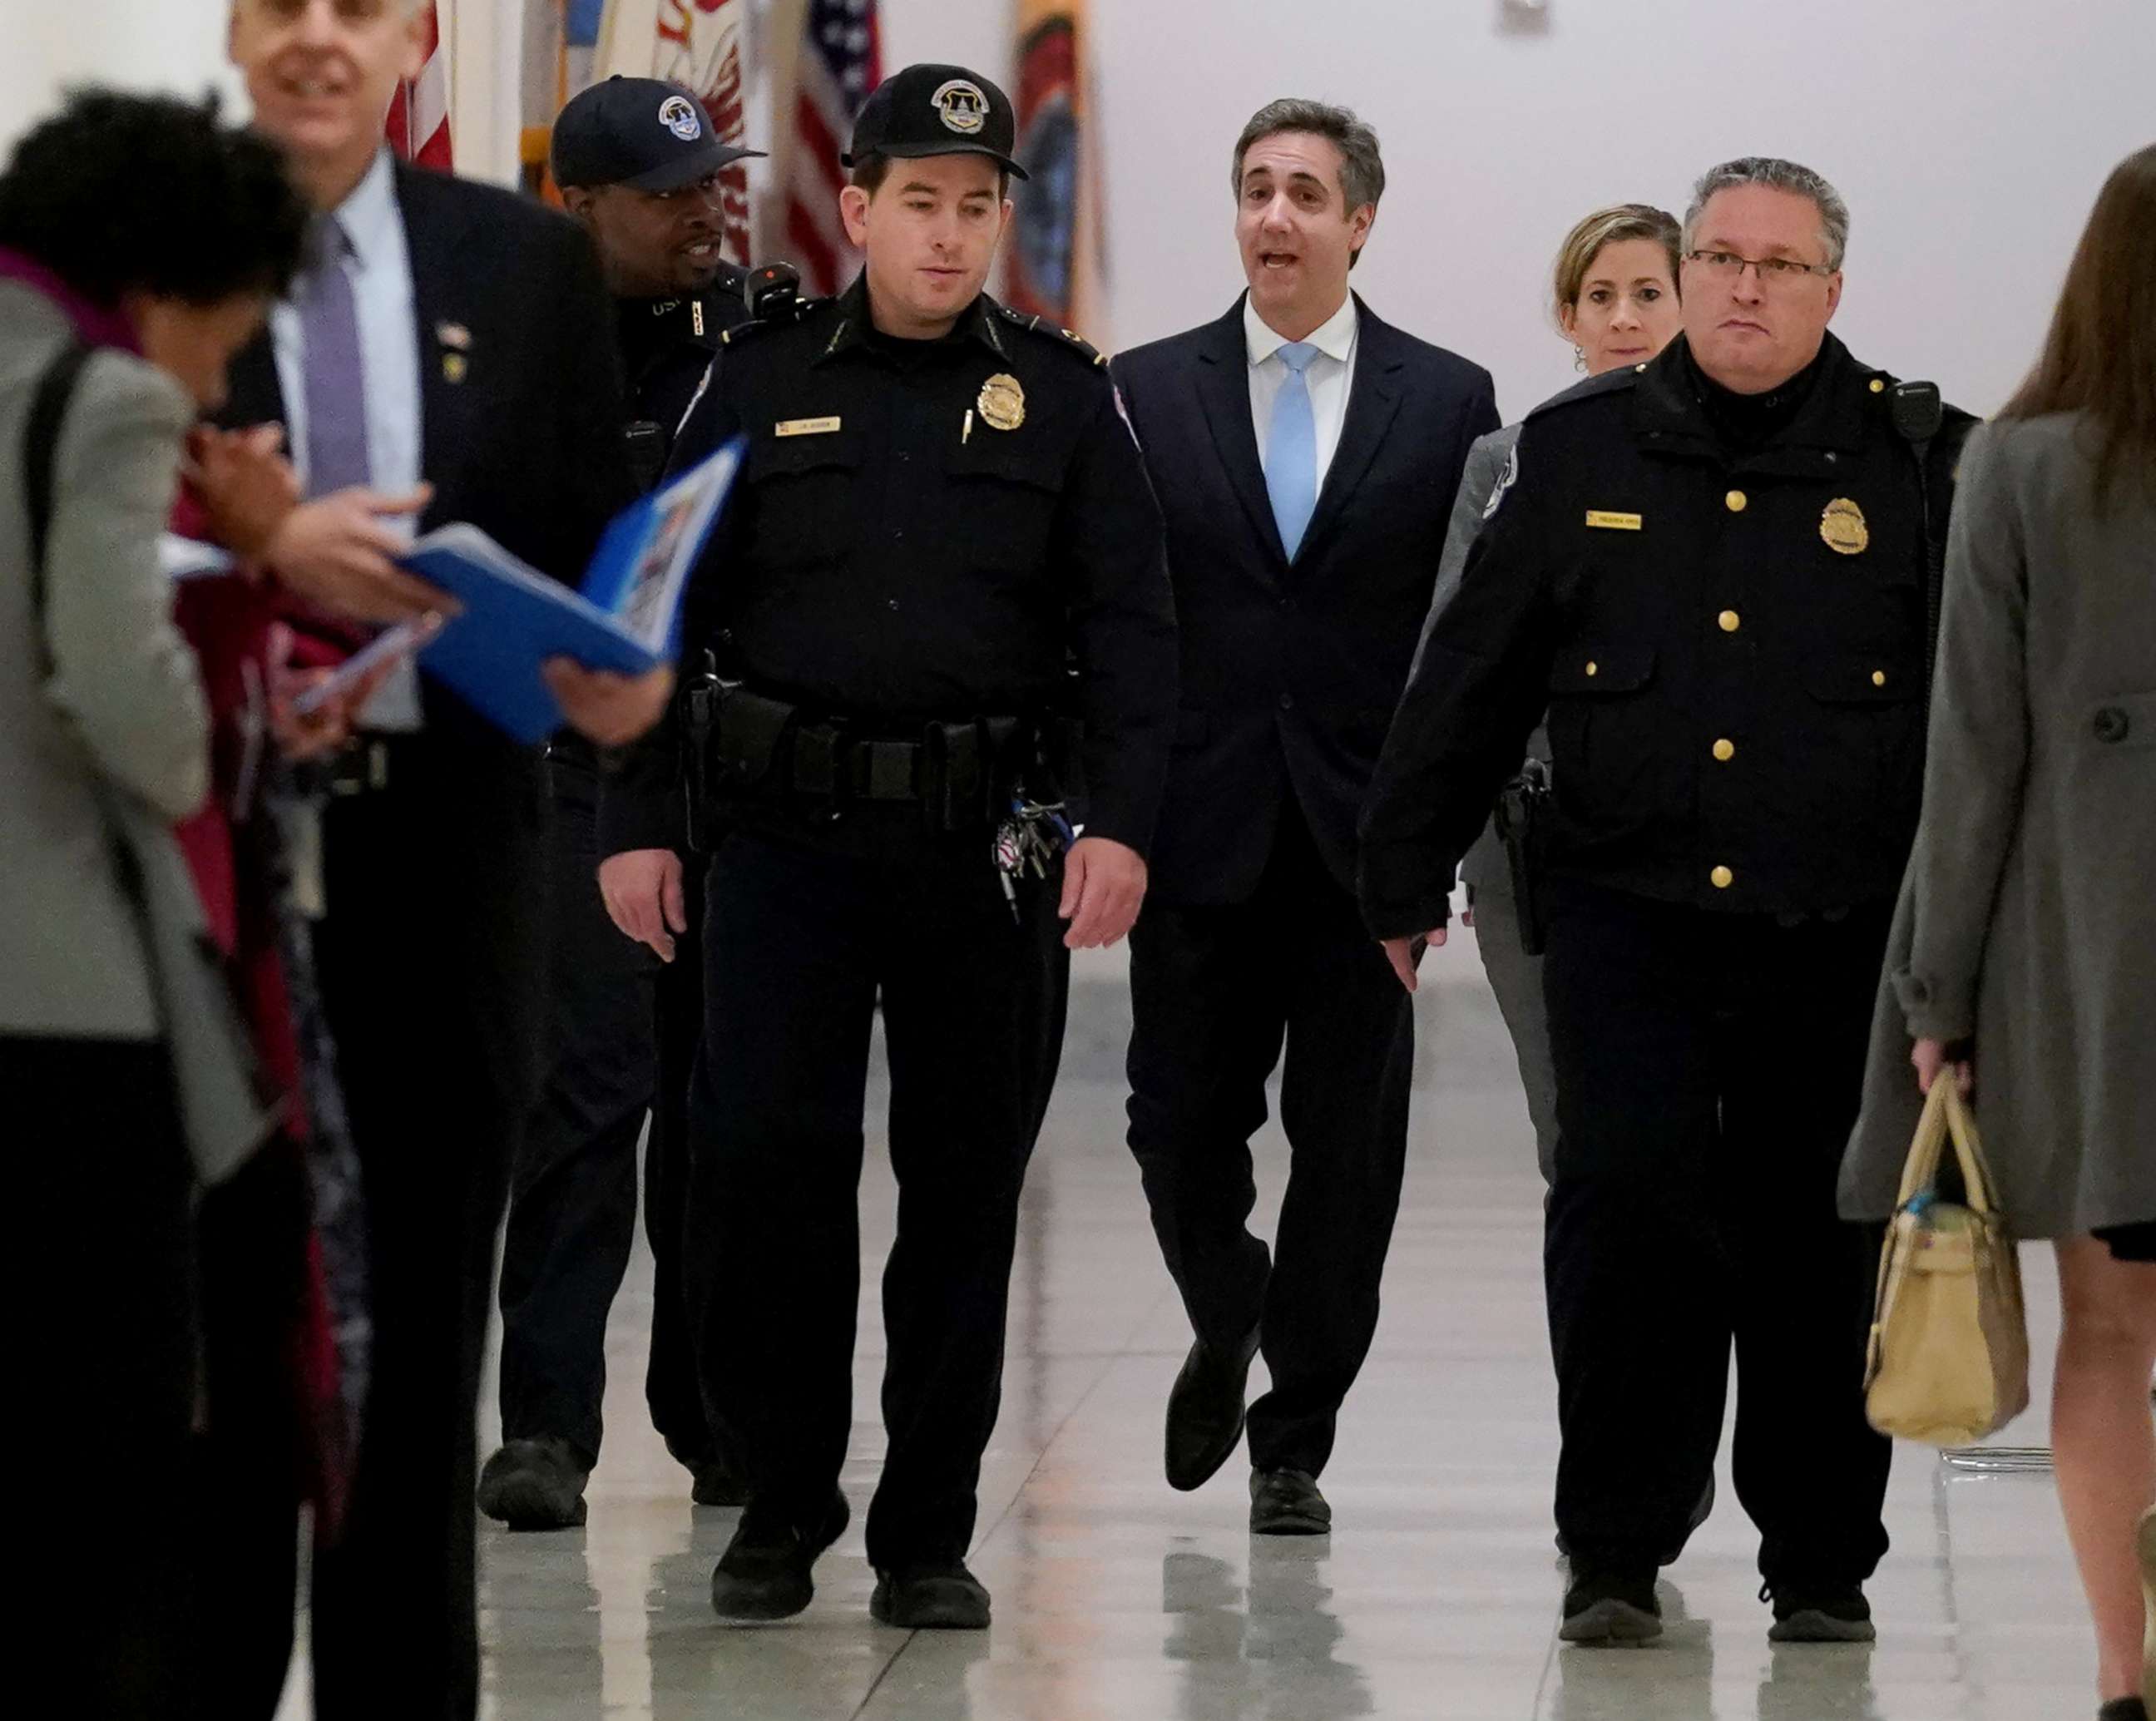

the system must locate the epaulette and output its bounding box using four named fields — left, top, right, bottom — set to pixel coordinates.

left=996, top=304, right=1109, bottom=369
left=718, top=294, right=825, bottom=348
left=1523, top=363, right=1641, bottom=423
